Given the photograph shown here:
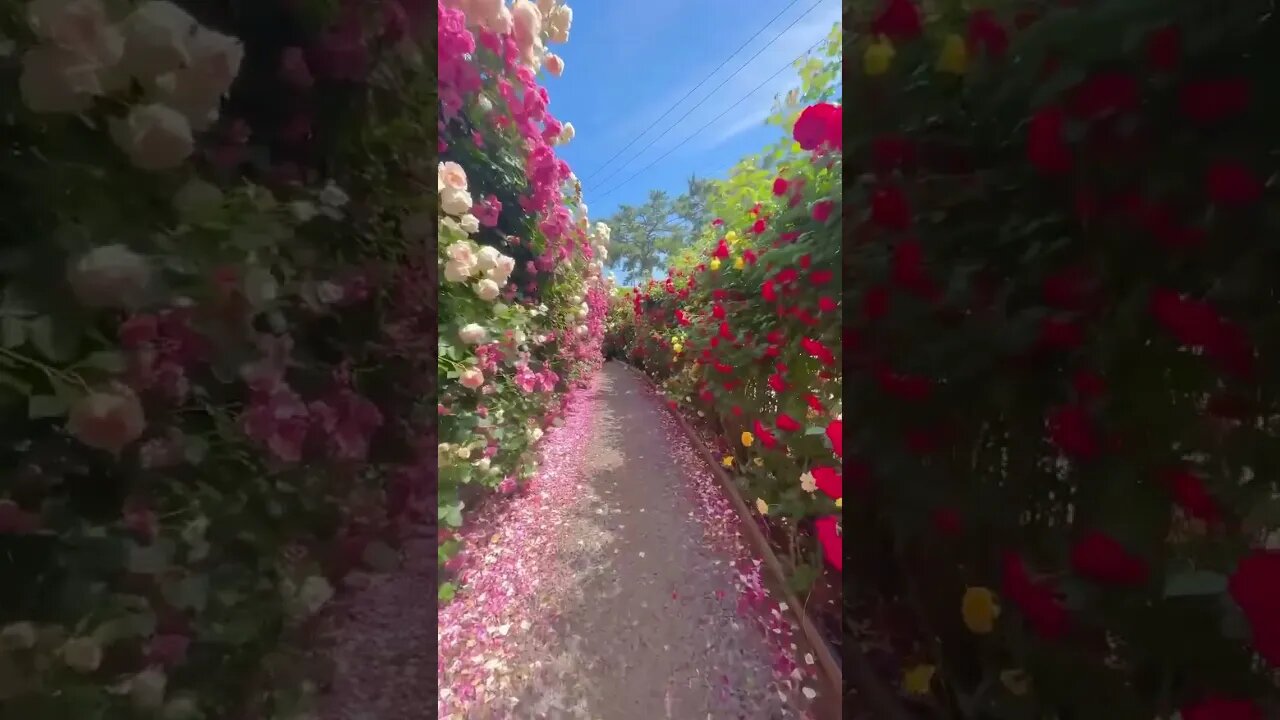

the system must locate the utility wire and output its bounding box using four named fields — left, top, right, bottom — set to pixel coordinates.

left=593, top=38, right=825, bottom=202
left=579, top=0, right=816, bottom=184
